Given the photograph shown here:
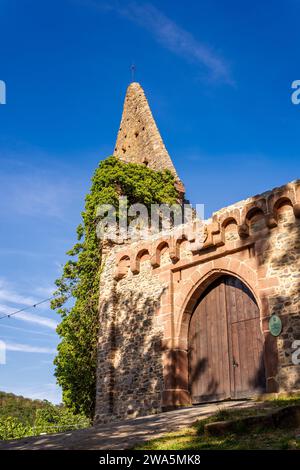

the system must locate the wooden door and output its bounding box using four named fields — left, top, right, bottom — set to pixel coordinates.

left=188, top=275, right=265, bottom=403
left=225, top=276, right=265, bottom=398
left=189, top=277, right=231, bottom=403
